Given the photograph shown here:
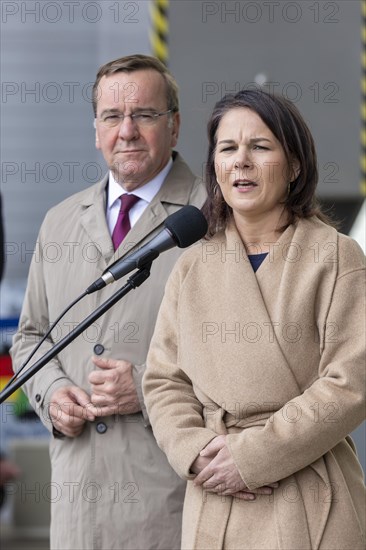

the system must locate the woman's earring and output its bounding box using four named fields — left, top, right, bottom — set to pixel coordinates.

left=214, top=184, right=221, bottom=197
left=287, top=183, right=291, bottom=196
